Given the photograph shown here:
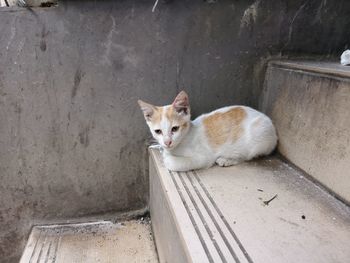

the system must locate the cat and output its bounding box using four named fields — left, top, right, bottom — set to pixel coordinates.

left=138, top=91, right=277, bottom=171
